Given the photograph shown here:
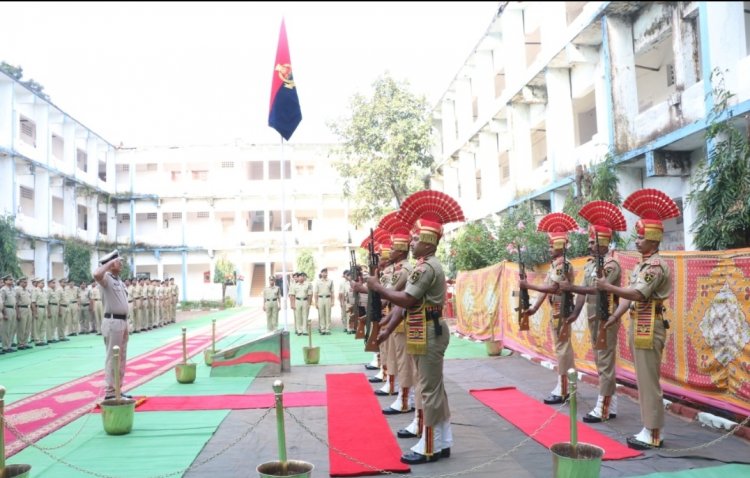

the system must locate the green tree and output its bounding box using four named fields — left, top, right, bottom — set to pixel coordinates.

left=447, top=221, right=500, bottom=276
left=493, top=204, right=550, bottom=268
left=687, top=69, right=750, bottom=250
left=0, top=215, right=22, bottom=278
left=213, top=256, right=236, bottom=307
left=296, top=249, right=315, bottom=280
left=0, top=61, right=50, bottom=101
left=329, top=73, right=434, bottom=226
left=64, top=240, right=92, bottom=284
